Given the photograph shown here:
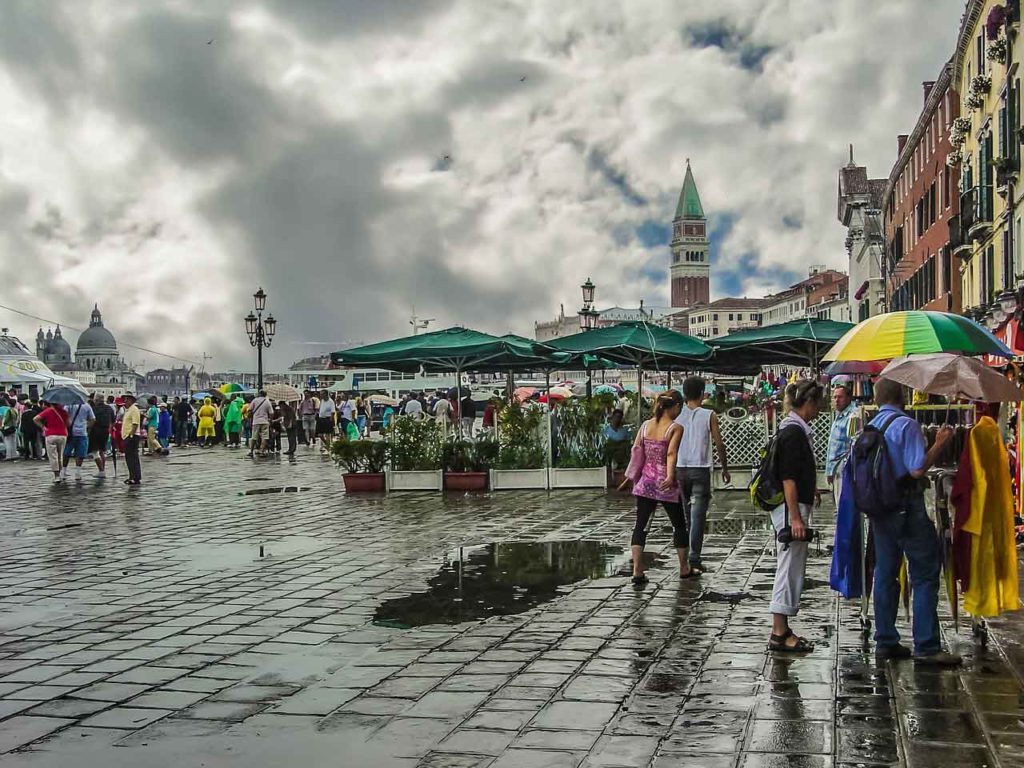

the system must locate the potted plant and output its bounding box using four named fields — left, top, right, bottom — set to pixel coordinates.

left=386, top=416, right=443, bottom=491
left=491, top=401, right=549, bottom=490
left=442, top=435, right=494, bottom=491
left=330, top=438, right=388, bottom=493
left=550, top=398, right=610, bottom=488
